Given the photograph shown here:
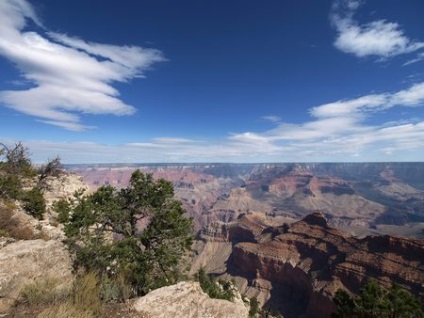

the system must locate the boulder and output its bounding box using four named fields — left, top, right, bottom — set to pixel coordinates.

left=133, top=281, right=249, bottom=318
